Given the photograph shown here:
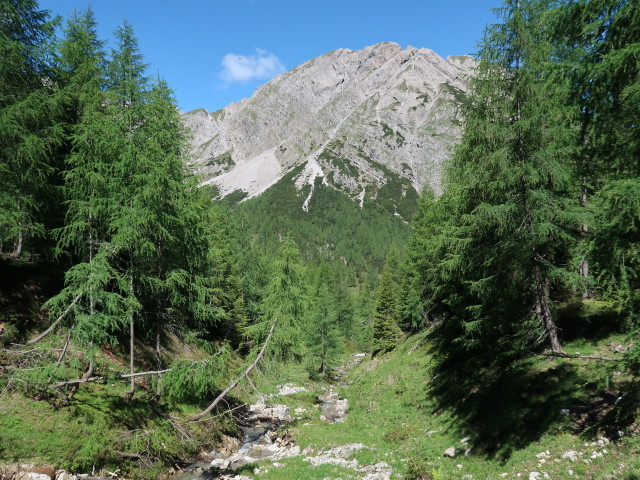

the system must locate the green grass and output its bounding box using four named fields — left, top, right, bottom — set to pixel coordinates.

left=237, top=331, right=639, bottom=480
left=2, top=326, right=638, bottom=479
